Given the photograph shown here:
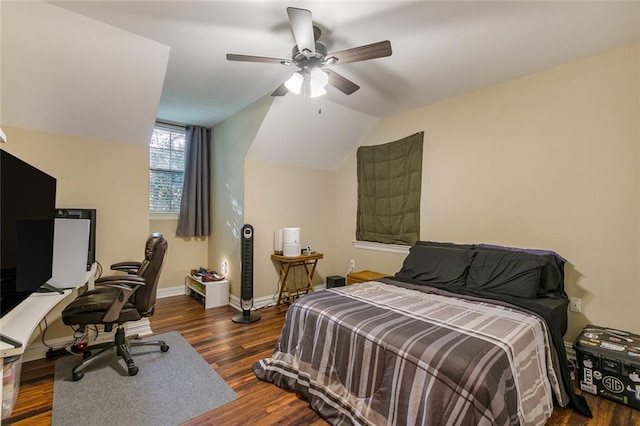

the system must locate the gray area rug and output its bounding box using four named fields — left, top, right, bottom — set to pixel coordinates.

left=52, top=331, right=237, bottom=426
